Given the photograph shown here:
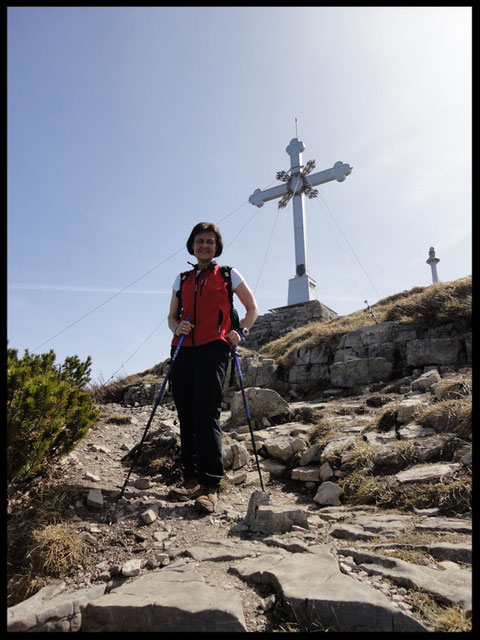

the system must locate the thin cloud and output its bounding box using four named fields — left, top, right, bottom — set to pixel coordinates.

left=8, top=283, right=171, bottom=295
